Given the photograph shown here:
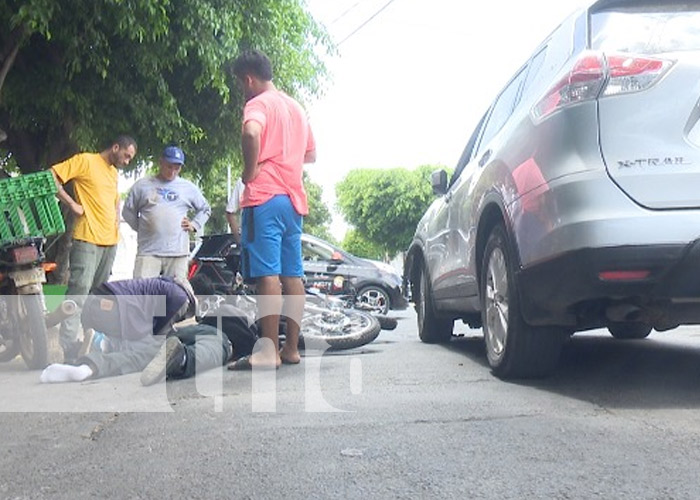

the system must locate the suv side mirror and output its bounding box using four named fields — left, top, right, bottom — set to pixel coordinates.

left=431, top=169, right=448, bottom=195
